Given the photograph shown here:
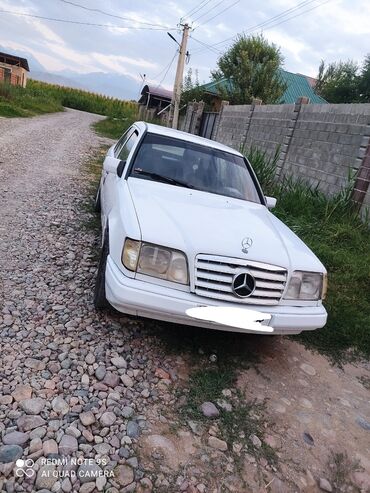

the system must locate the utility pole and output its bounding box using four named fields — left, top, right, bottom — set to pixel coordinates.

left=169, top=23, right=190, bottom=129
